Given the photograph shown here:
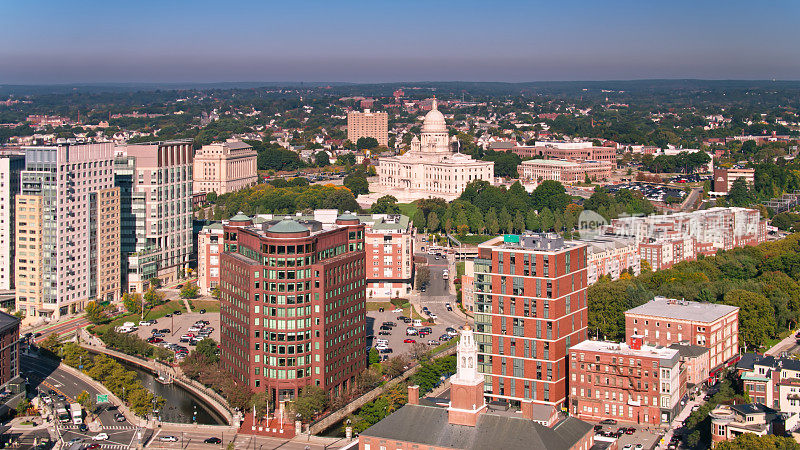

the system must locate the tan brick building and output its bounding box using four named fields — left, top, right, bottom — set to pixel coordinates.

left=347, top=110, right=388, bottom=147
left=193, top=140, right=257, bottom=195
